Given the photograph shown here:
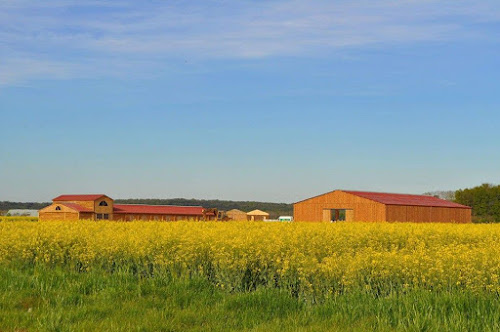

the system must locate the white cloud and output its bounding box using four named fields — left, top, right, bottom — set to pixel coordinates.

left=1, top=0, right=499, bottom=85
